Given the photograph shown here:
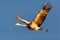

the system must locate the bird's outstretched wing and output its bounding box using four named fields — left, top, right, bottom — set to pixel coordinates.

left=16, top=14, right=30, bottom=24
left=31, top=3, right=52, bottom=26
